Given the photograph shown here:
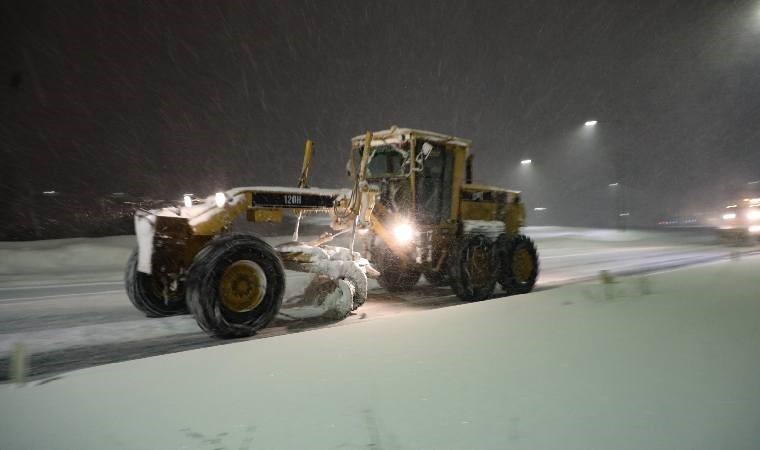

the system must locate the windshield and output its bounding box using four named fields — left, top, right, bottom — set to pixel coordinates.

left=362, top=144, right=408, bottom=178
